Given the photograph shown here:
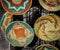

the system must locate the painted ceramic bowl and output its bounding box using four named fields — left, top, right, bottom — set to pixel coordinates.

left=0, top=12, right=13, bottom=32
left=35, top=44, right=59, bottom=50
left=1, top=0, right=32, bottom=15
left=5, top=21, right=34, bottom=47
left=39, top=0, right=60, bottom=11
left=34, top=14, right=60, bottom=42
